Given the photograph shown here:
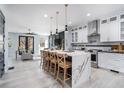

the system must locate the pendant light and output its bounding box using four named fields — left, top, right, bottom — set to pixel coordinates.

left=50, top=17, right=53, bottom=36
left=65, top=4, right=68, bottom=31
left=56, top=11, right=59, bottom=34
